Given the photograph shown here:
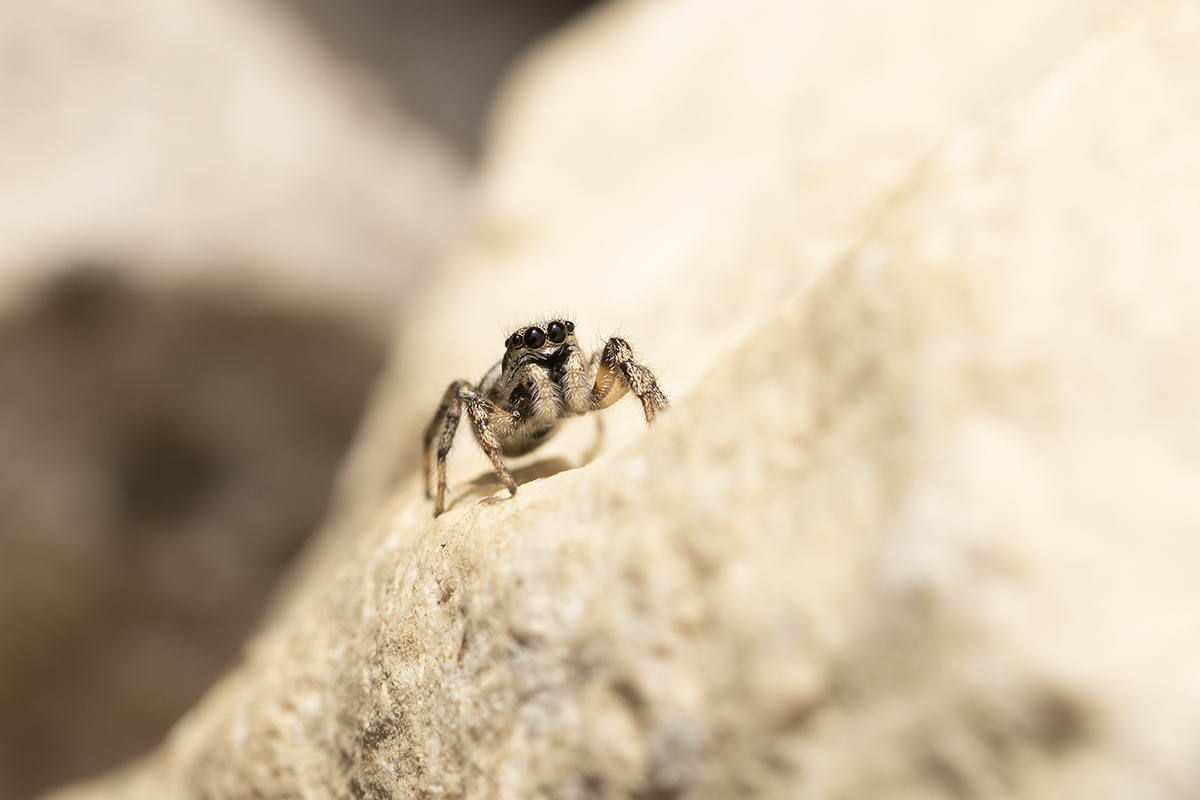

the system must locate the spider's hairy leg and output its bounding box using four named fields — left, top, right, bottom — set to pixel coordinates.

left=425, top=379, right=523, bottom=515
left=590, top=337, right=669, bottom=424
left=460, top=386, right=521, bottom=505
left=523, top=361, right=563, bottom=424
left=423, top=381, right=466, bottom=502
left=425, top=380, right=489, bottom=514
left=559, top=346, right=593, bottom=414
left=425, top=381, right=522, bottom=516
